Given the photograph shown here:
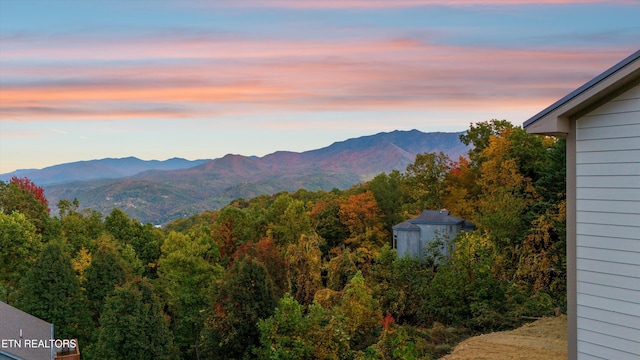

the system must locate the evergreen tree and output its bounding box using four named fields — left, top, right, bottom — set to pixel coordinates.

left=90, top=278, right=177, bottom=360
left=18, top=241, right=92, bottom=345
